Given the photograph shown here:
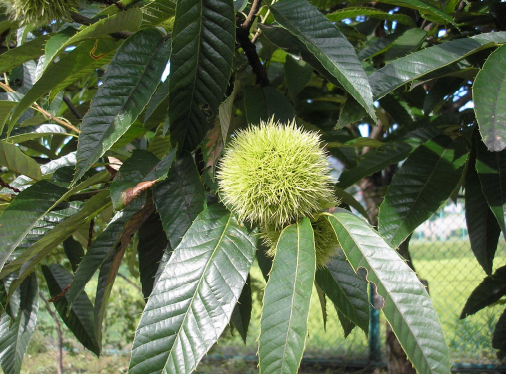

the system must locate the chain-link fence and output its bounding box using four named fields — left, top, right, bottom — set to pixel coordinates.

left=409, top=199, right=505, bottom=368
left=25, top=199, right=506, bottom=372
left=209, top=198, right=506, bottom=370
